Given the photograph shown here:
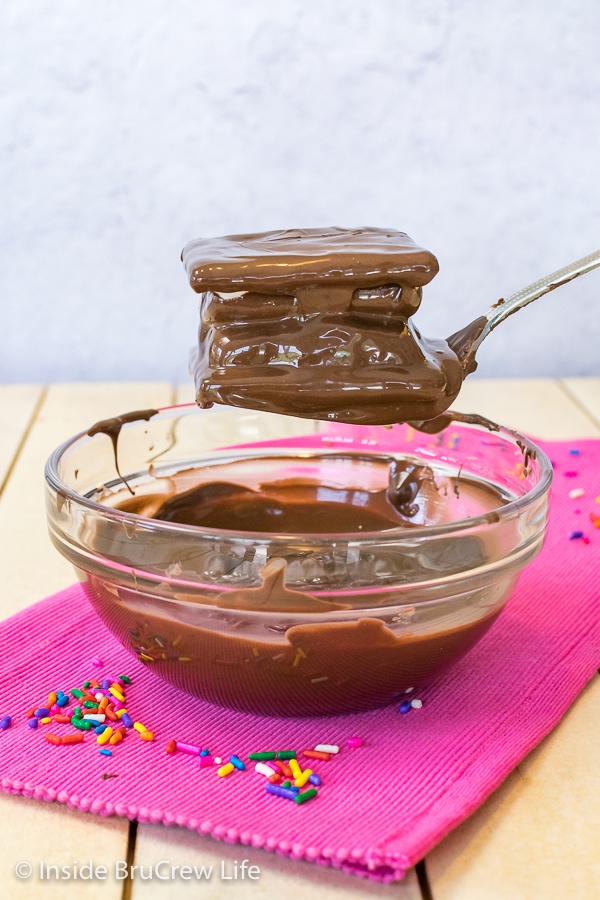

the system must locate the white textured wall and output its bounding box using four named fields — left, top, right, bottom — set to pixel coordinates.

left=2, top=0, right=600, bottom=384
